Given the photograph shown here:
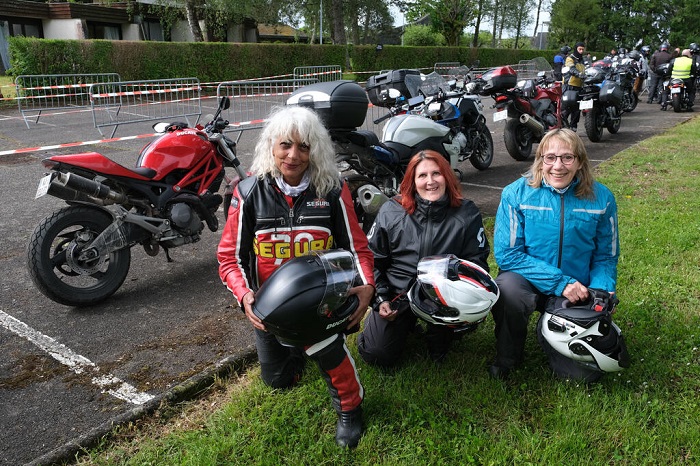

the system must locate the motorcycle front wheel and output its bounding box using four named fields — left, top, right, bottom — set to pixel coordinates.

left=623, top=92, right=638, bottom=112
left=606, top=107, right=622, bottom=134
left=27, top=205, right=131, bottom=306
left=584, top=106, right=605, bottom=142
left=468, top=128, right=494, bottom=170
left=503, top=119, right=533, bottom=161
